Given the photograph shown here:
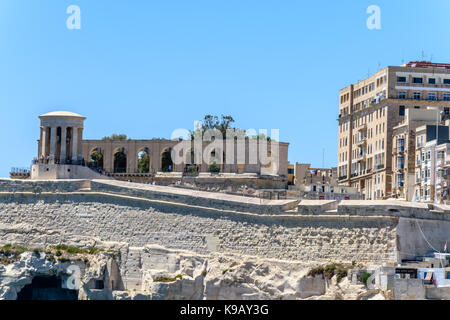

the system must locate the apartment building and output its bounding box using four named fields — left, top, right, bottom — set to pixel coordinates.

left=338, top=61, right=450, bottom=200
left=414, top=124, right=449, bottom=202
left=287, top=163, right=336, bottom=185
left=391, top=108, right=438, bottom=201
left=287, top=163, right=360, bottom=200
left=436, top=142, right=450, bottom=204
